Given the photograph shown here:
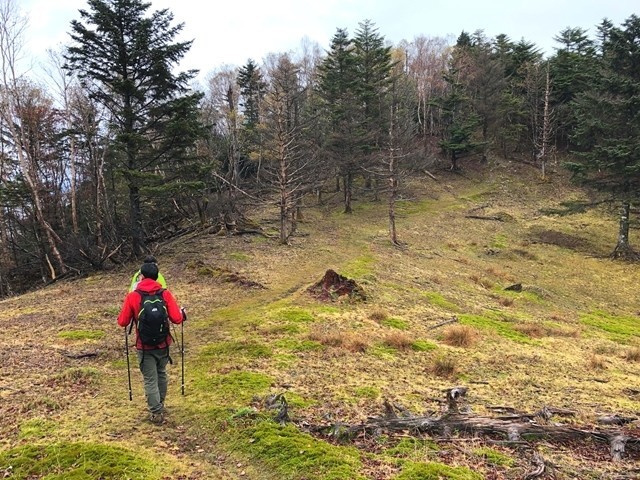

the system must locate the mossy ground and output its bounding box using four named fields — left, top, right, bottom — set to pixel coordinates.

left=1, top=160, right=639, bottom=479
